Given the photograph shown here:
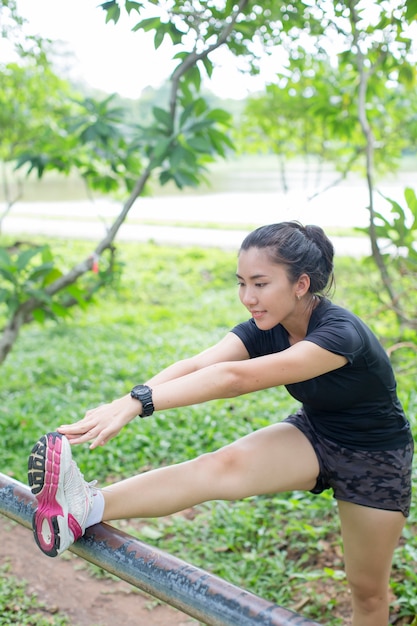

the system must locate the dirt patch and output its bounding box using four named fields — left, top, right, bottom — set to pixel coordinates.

left=0, top=515, right=195, bottom=626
